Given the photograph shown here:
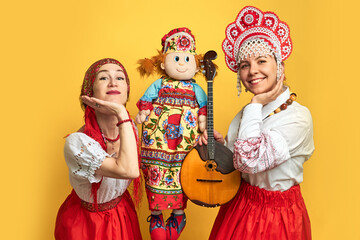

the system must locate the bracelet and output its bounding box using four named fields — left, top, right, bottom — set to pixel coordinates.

left=116, top=119, right=132, bottom=127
